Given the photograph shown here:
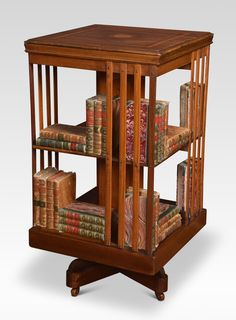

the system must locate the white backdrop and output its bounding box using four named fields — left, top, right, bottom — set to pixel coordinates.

left=1, top=1, right=235, bottom=319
